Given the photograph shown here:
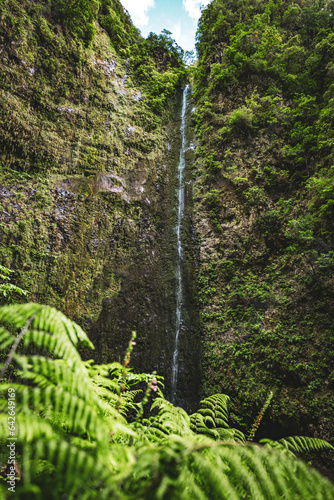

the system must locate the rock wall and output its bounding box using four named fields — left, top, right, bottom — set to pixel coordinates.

left=192, top=0, right=334, bottom=460
left=0, top=1, right=200, bottom=409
